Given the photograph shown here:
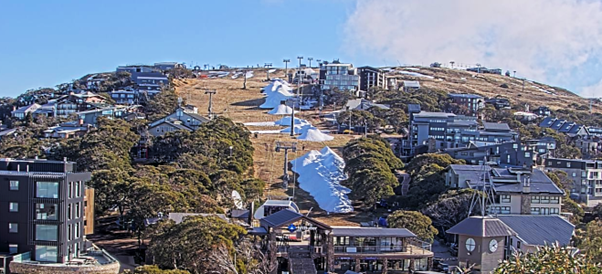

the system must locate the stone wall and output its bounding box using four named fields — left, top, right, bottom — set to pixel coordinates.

left=9, top=261, right=120, bottom=274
